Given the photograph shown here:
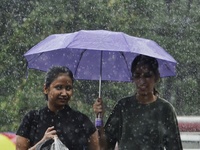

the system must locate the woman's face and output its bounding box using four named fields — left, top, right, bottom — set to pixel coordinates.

left=44, top=73, right=73, bottom=111
left=133, top=65, right=157, bottom=96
